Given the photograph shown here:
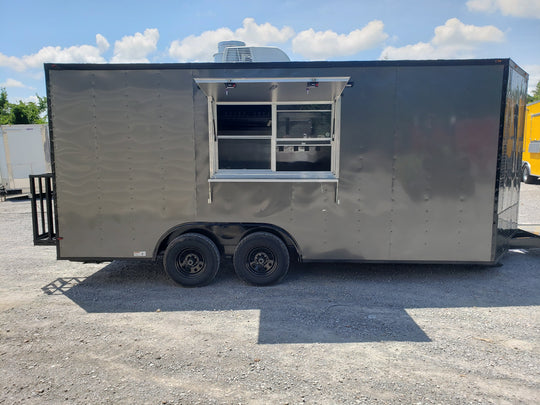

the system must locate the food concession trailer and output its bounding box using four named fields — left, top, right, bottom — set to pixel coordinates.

left=30, top=59, right=540, bottom=286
